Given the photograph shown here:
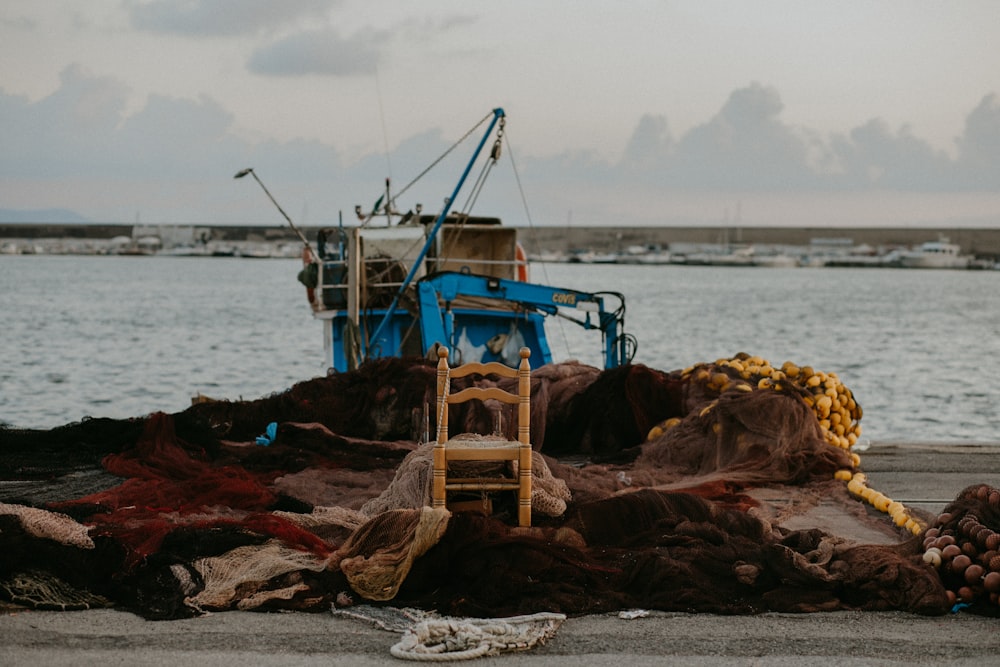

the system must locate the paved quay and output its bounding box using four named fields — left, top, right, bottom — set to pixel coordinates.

left=858, top=441, right=1000, bottom=513
left=2, top=441, right=998, bottom=666
left=2, top=606, right=997, bottom=666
